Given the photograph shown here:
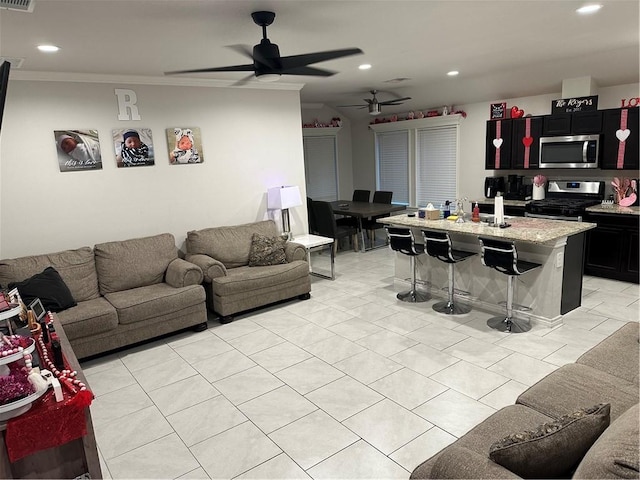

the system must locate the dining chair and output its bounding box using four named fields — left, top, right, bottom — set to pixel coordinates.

left=362, top=190, right=393, bottom=248
left=307, top=197, right=318, bottom=235
left=312, top=200, right=358, bottom=253
left=352, top=189, right=371, bottom=202
left=337, top=190, right=371, bottom=228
